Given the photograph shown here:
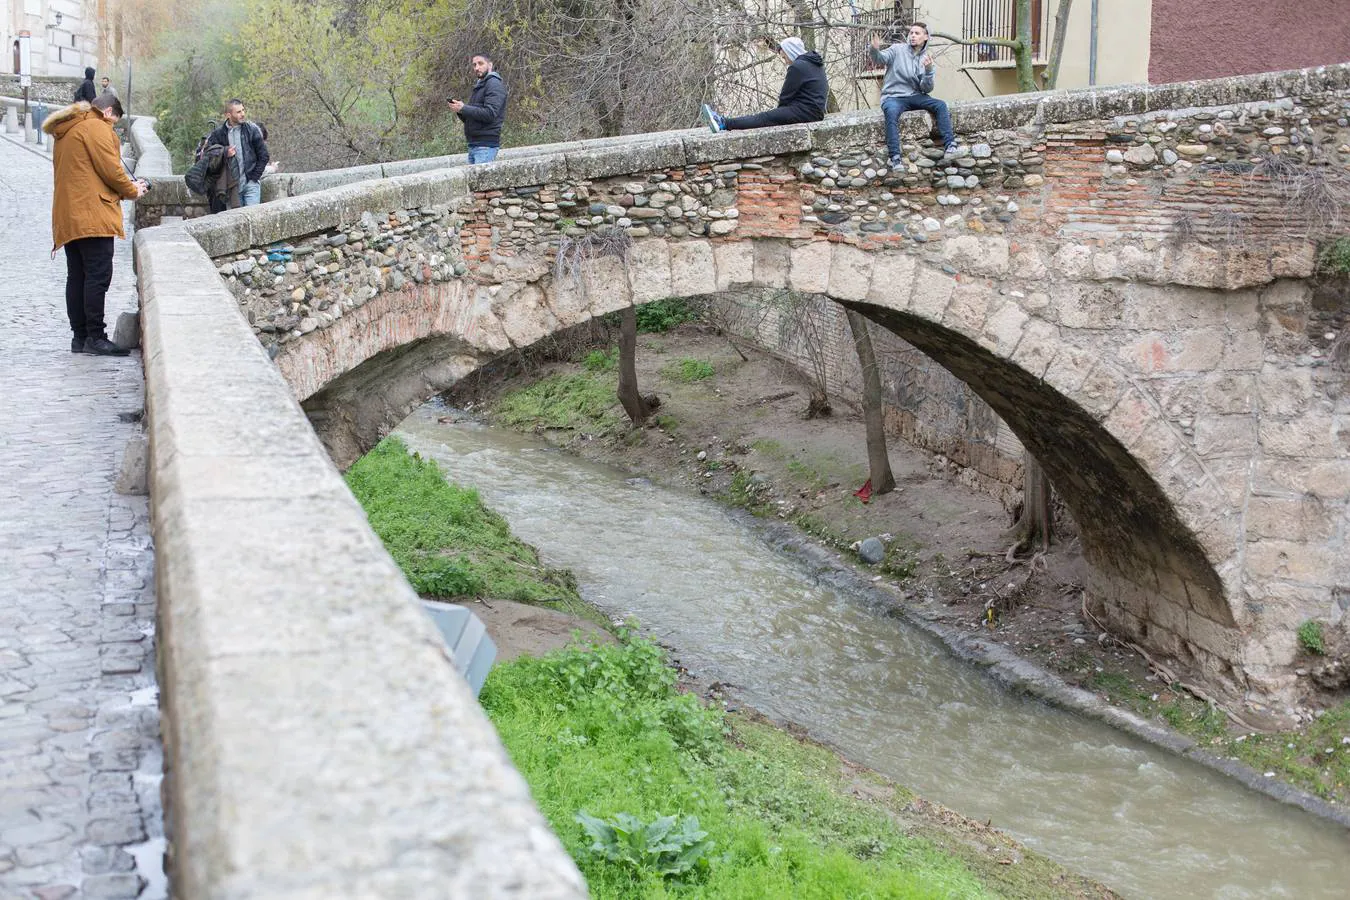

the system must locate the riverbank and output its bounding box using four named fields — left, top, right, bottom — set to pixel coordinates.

left=345, top=435, right=1118, bottom=897
left=447, top=318, right=1350, bottom=815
